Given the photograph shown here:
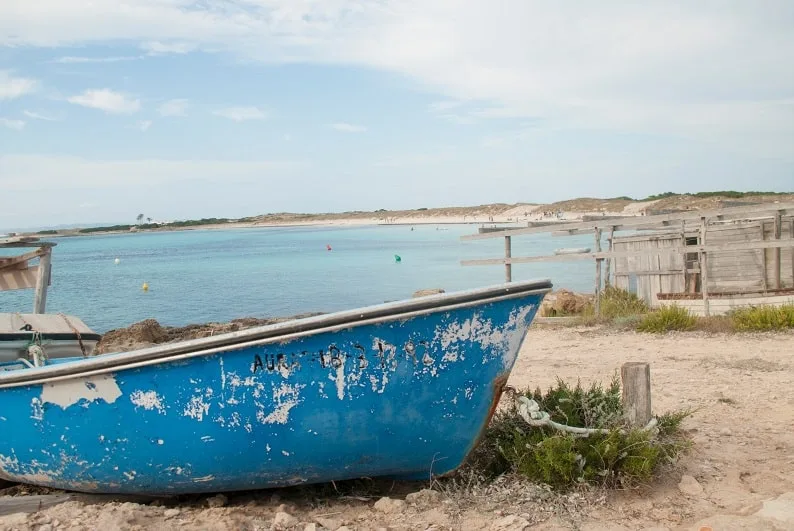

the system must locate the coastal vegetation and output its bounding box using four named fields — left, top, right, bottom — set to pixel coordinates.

left=461, top=377, right=692, bottom=489
left=546, top=287, right=794, bottom=333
